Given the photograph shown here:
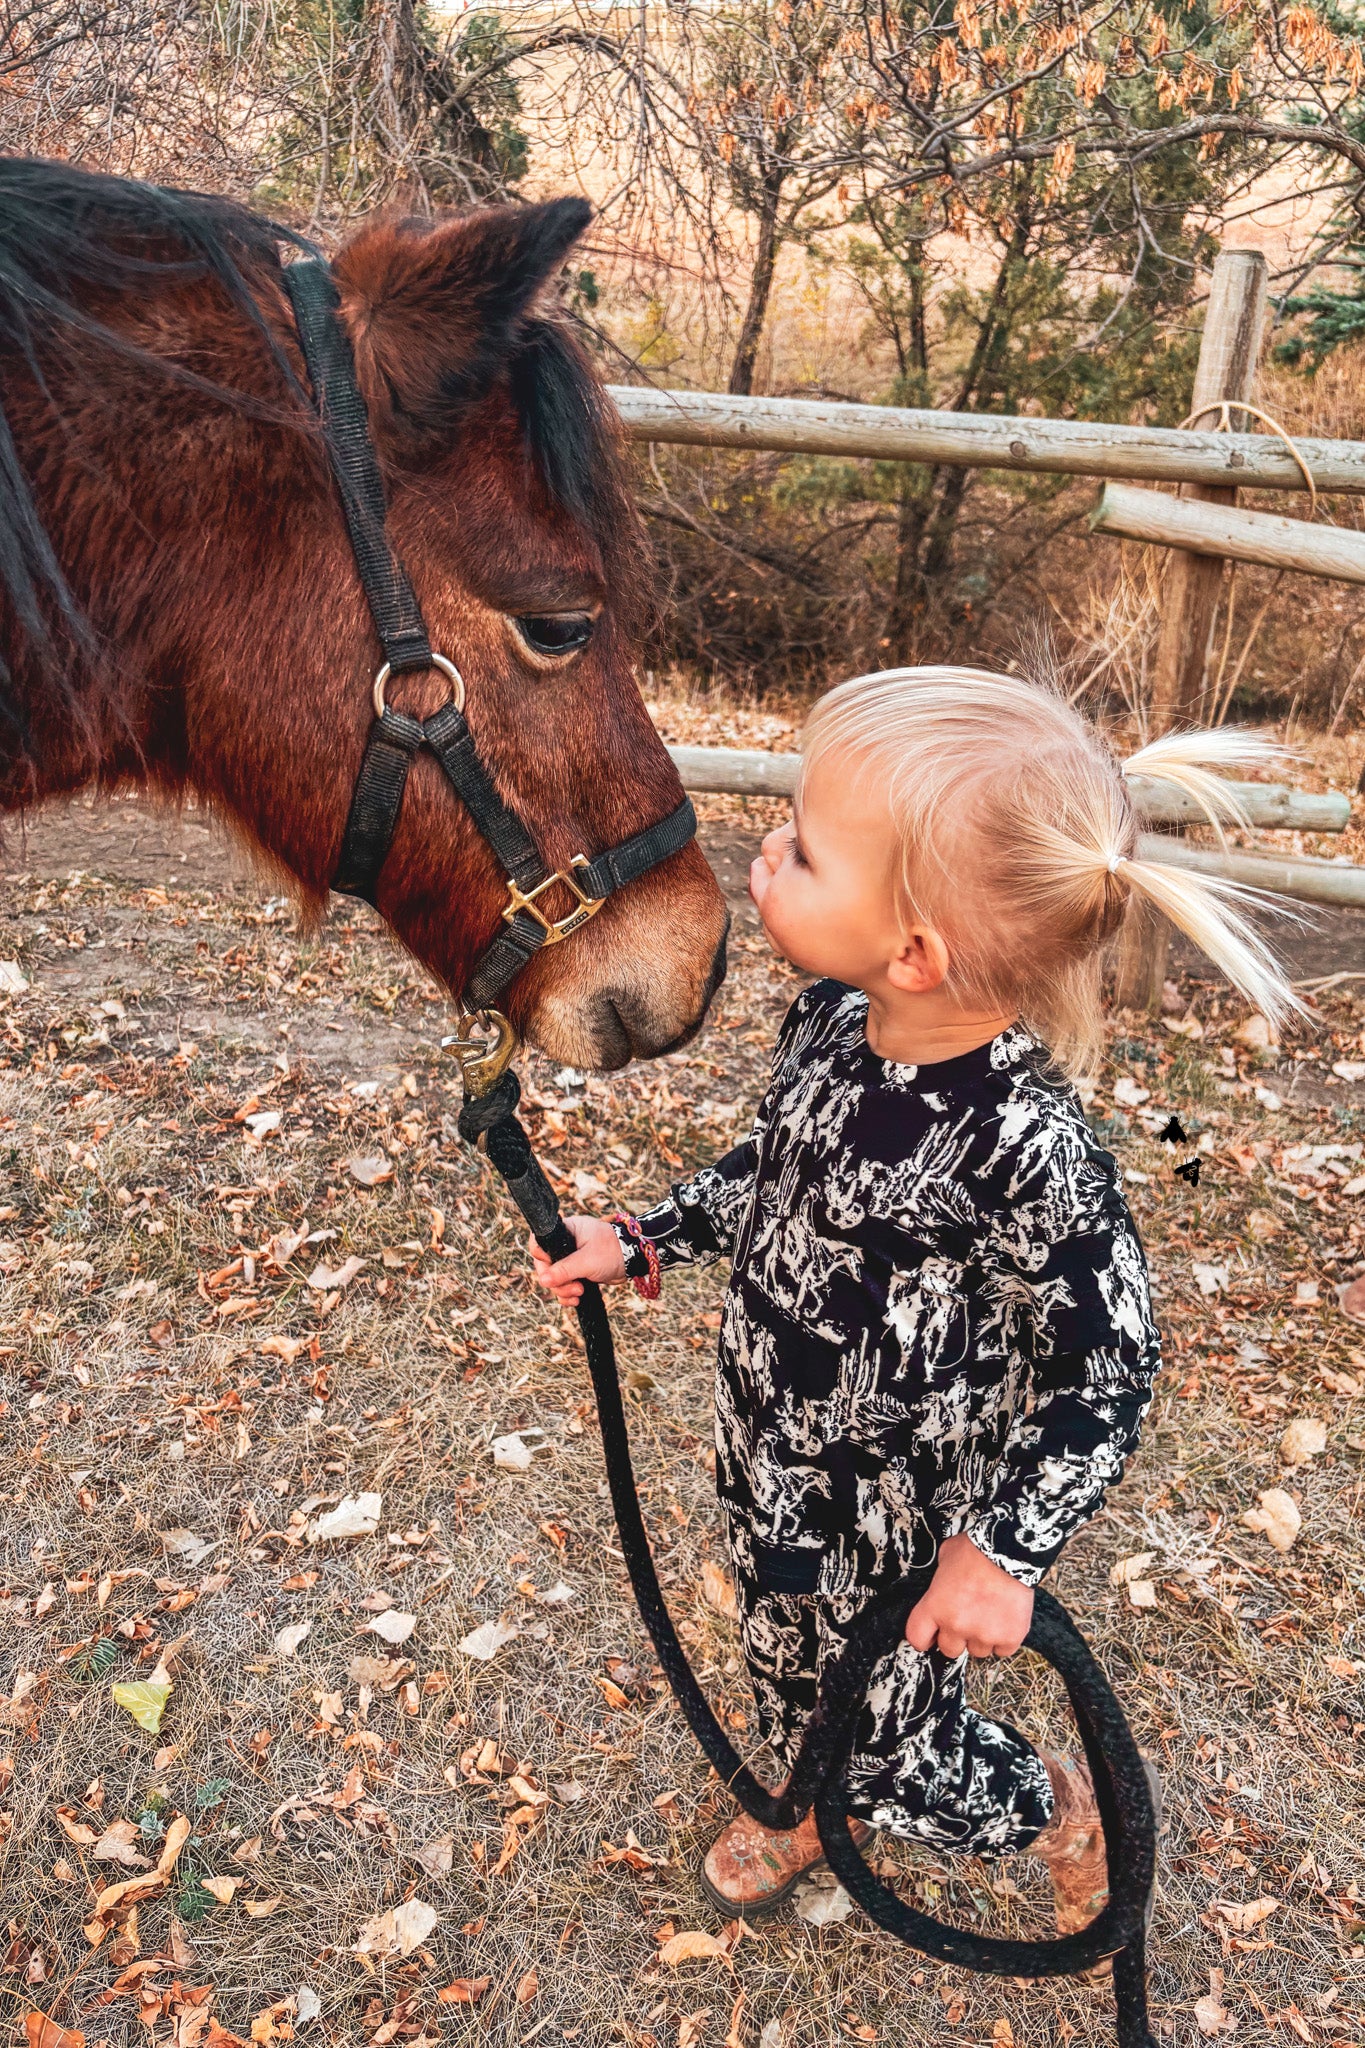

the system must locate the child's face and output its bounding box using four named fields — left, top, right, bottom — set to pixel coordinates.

left=749, top=756, right=926, bottom=990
